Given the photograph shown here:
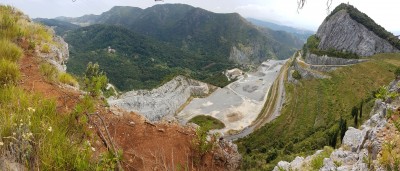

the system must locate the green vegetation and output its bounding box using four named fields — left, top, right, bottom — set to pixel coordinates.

left=0, top=6, right=121, bottom=170
left=302, top=35, right=359, bottom=59
left=328, top=3, right=400, bottom=50
left=39, top=62, right=59, bottom=82
left=0, top=39, right=23, bottom=62
left=0, top=86, right=93, bottom=170
left=58, top=4, right=303, bottom=91
left=83, top=62, right=108, bottom=97
left=0, top=59, right=20, bottom=86
left=238, top=53, right=400, bottom=170
left=310, top=146, right=334, bottom=170
left=191, top=125, right=217, bottom=164
left=188, top=115, right=225, bottom=131
left=66, top=25, right=238, bottom=91
left=292, top=70, right=302, bottom=80
left=58, top=72, right=78, bottom=87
